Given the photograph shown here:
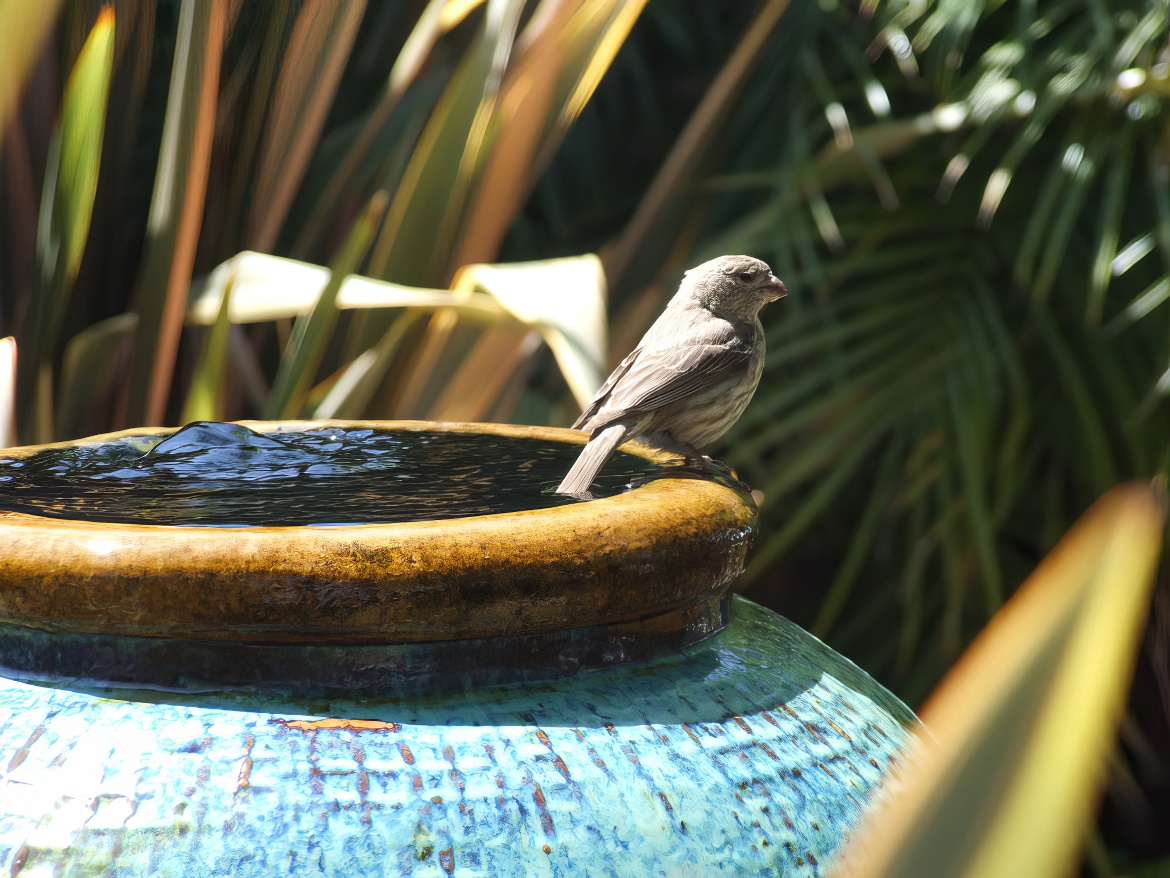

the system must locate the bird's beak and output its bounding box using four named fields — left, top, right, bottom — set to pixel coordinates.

left=765, top=274, right=788, bottom=302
